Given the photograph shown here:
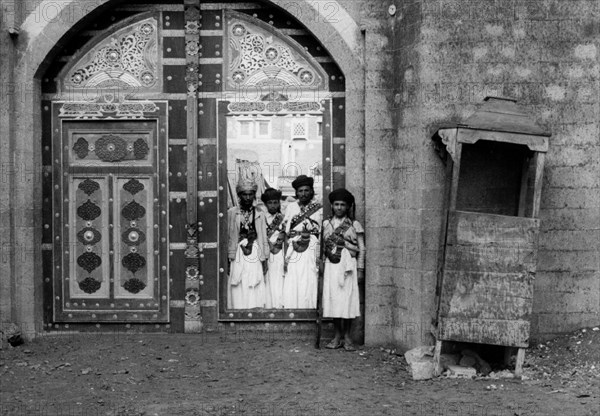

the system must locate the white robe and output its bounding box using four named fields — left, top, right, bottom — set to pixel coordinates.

left=264, top=213, right=285, bottom=309
left=265, top=249, right=285, bottom=309
left=322, top=247, right=360, bottom=318
left=282, top=201, right=322, bottom=309
left=321, top=217, right=363, bottom=318
left=227, top=239, right=266, bottom=309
